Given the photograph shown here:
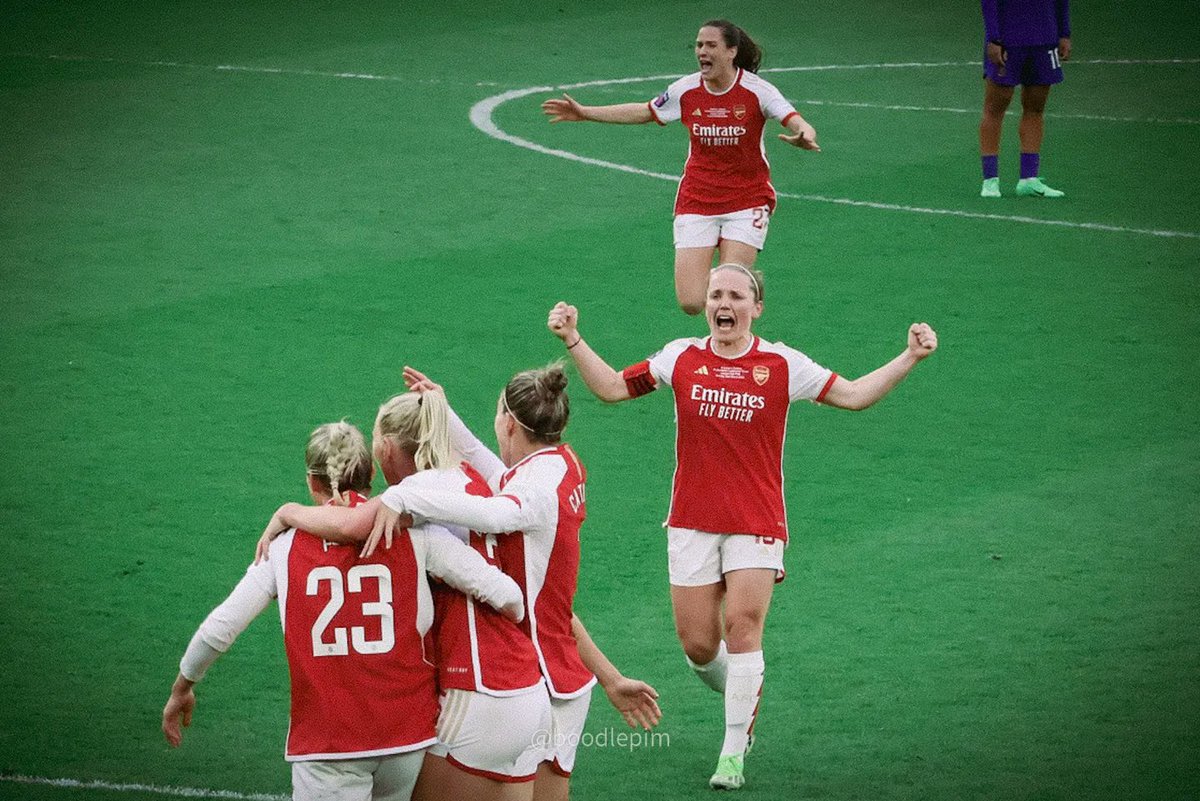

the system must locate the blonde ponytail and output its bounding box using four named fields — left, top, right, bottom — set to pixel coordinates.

left=376, top=392, right=454, bottom=471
